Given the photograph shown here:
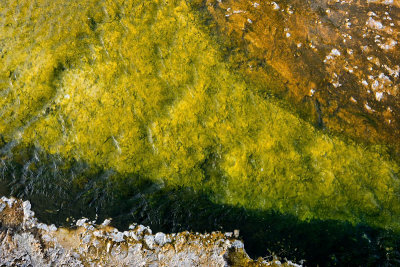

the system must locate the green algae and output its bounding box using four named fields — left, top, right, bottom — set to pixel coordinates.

left=1, top=0, right=400, bottom=233
left=2, top=145, right=400, bottom=265
left=3, top=146, right=400, bottom=266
